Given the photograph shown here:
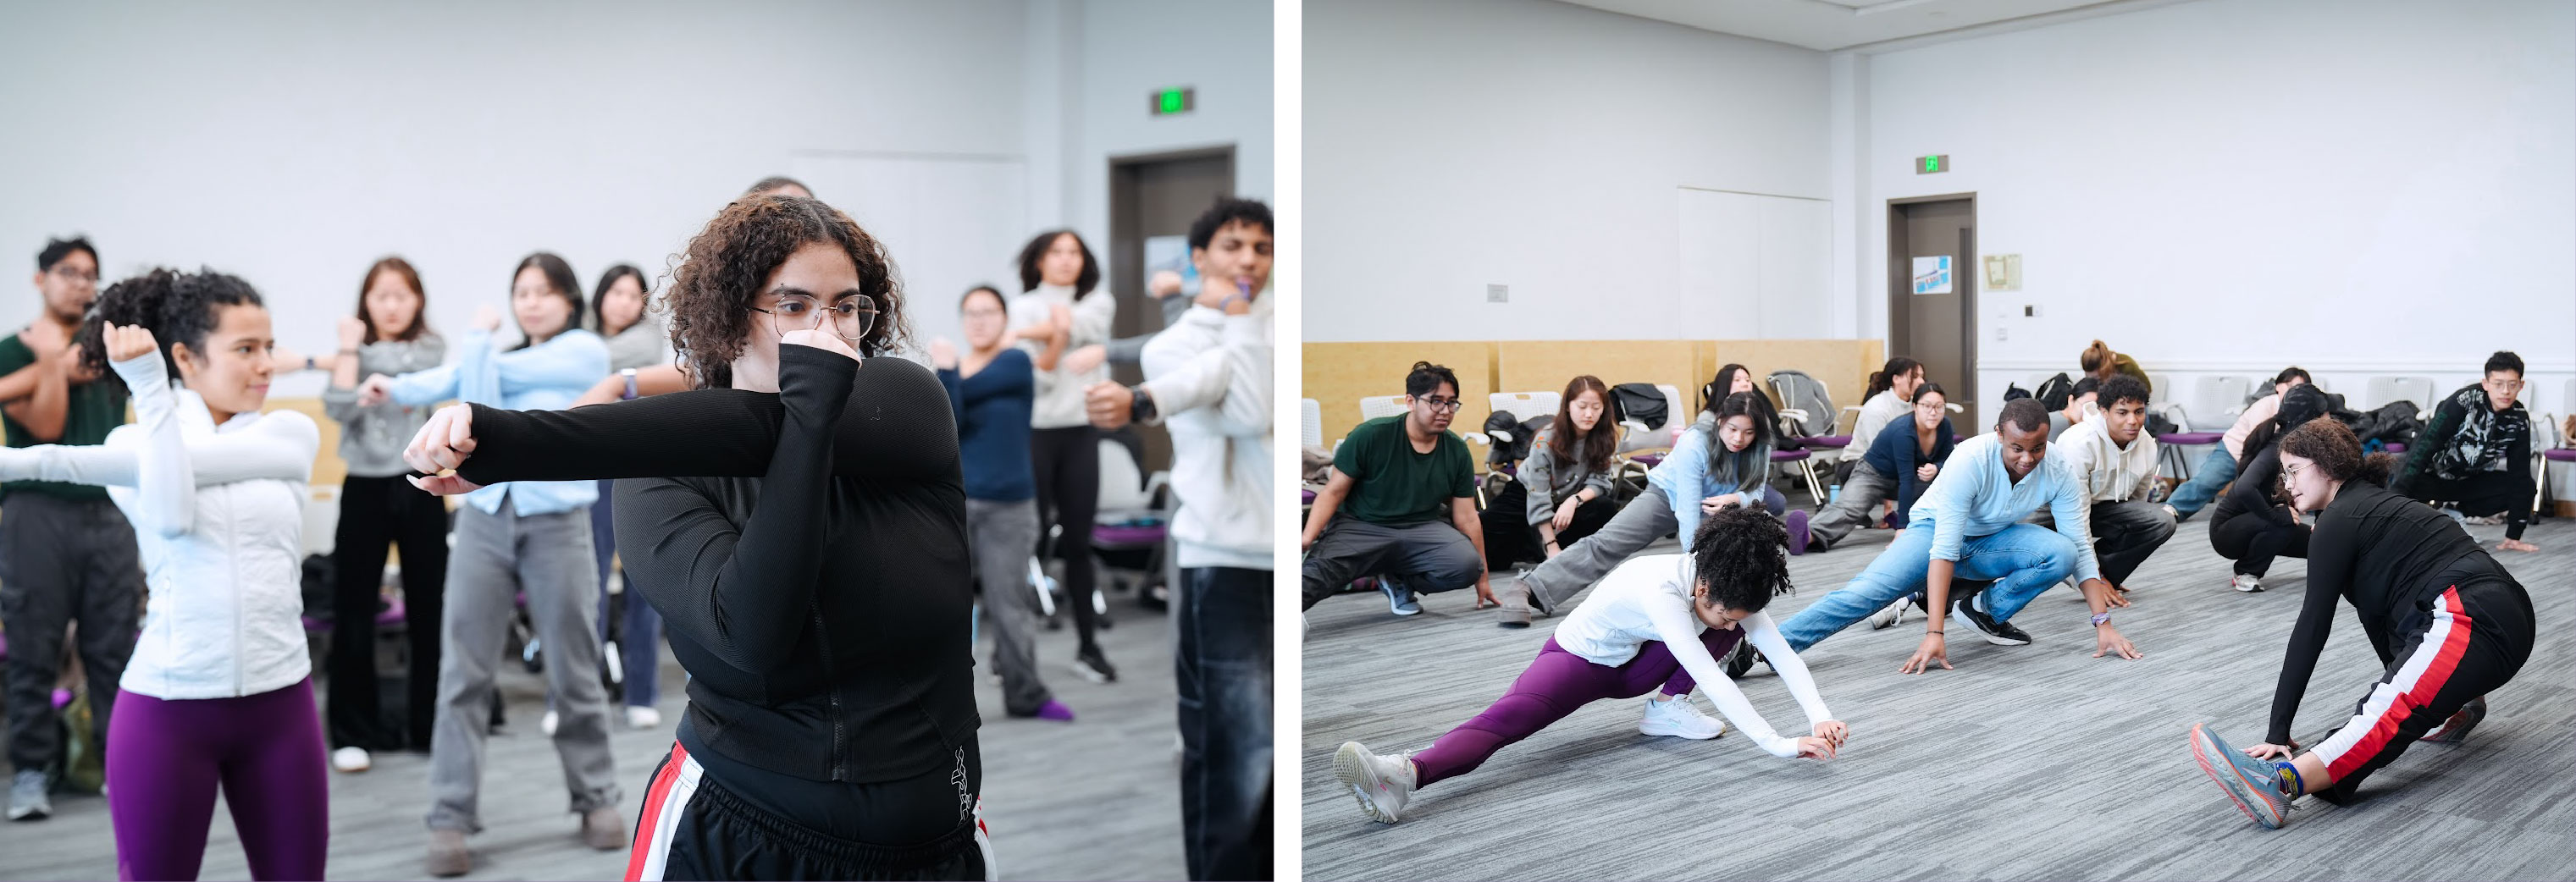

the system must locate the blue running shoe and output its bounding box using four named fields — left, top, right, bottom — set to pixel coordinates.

left=2190, top=723, right=2291, bottom=829
left=1382, top=576, right=1421, bottom=616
